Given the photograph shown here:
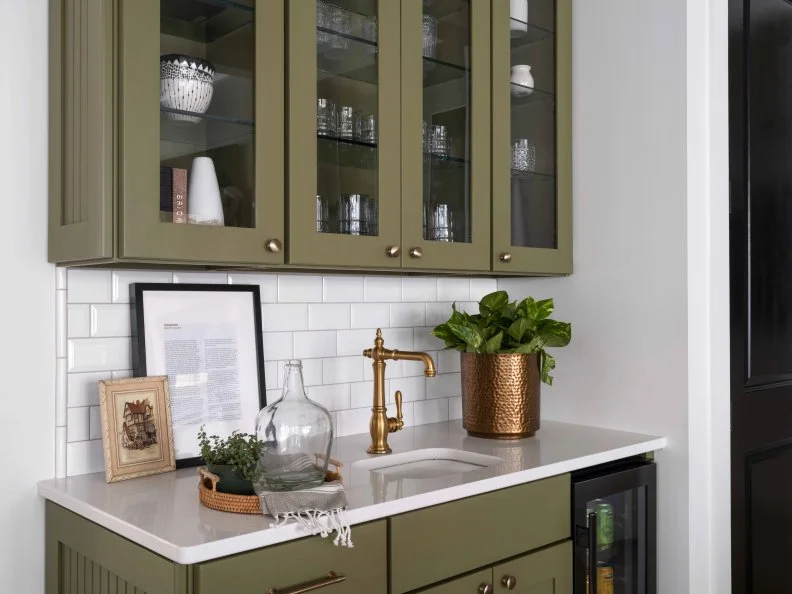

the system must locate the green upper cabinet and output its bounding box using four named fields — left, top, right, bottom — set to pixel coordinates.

left=286, top=0, right=402, bottom=269
left=491, top=0, right=572, bottom=274
left=49, top=0, right=286, bottom=266
left=400, top=0, right=491, bottom=272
